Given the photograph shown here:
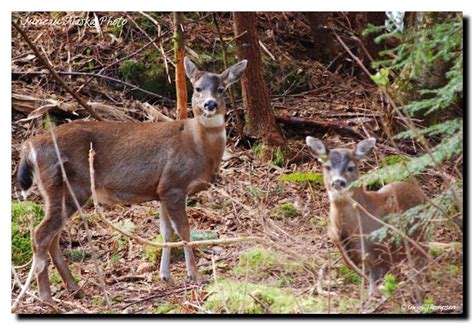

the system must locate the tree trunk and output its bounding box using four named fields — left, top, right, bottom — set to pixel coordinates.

left=232, top=12, right=285, bottom=149
left=173, top=12, right=187, bottom=120
left=305, top=12, right=337, bottom=64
